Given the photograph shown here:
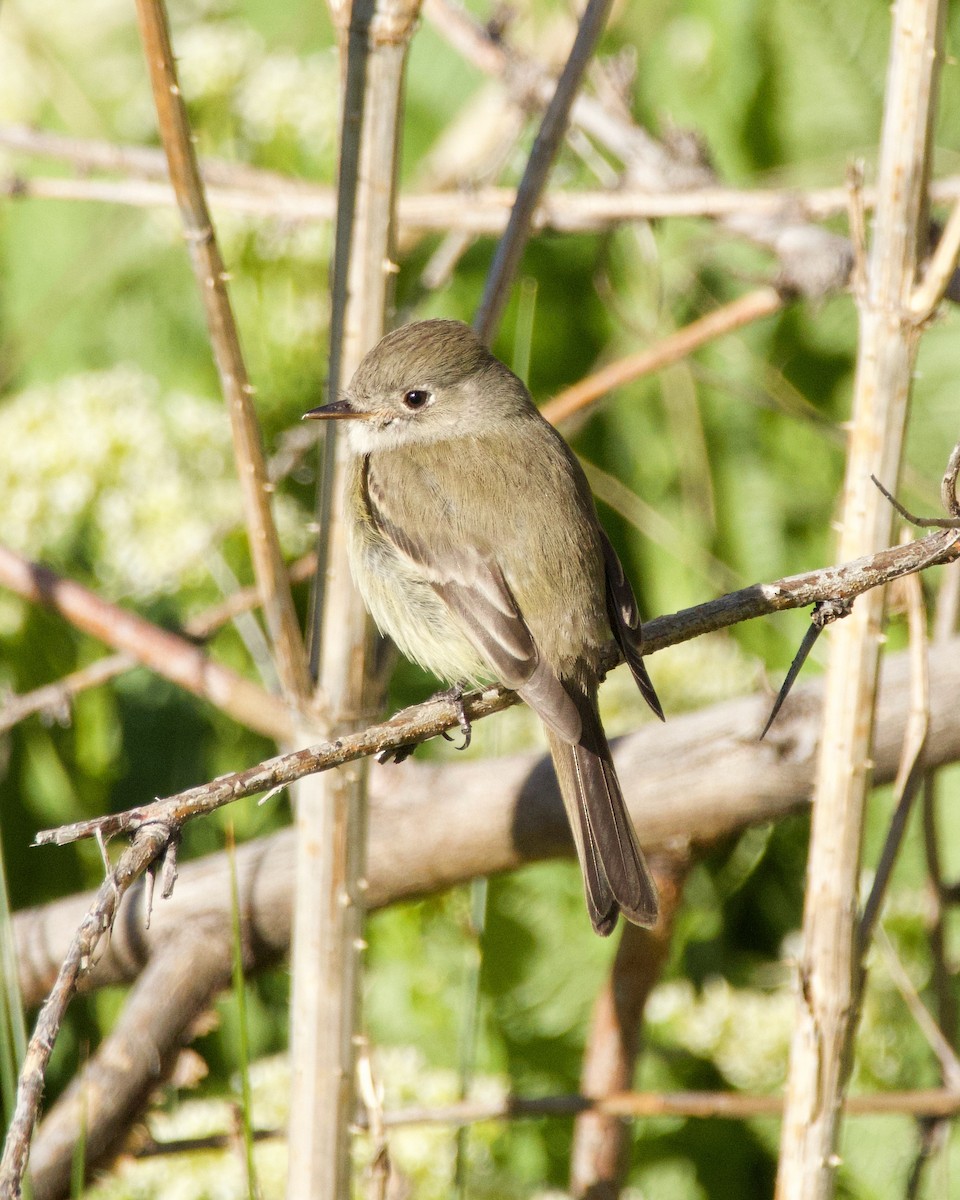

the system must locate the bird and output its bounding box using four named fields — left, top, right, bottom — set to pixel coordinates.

left=304, top=319, right=663, bottom=935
